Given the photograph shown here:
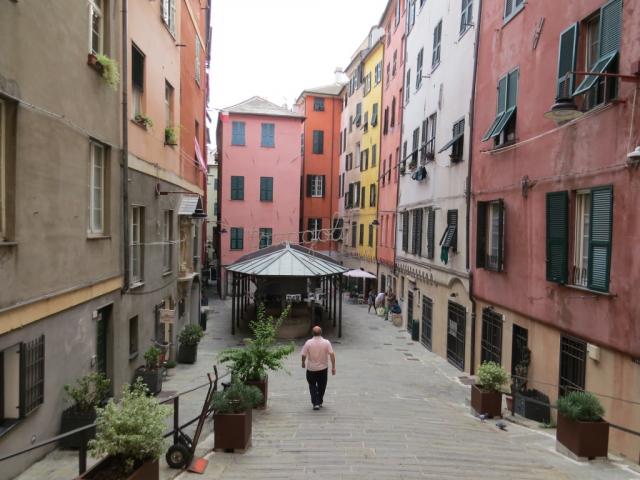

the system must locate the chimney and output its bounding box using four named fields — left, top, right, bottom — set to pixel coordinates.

left=334, top=67, right=346, bottom=85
